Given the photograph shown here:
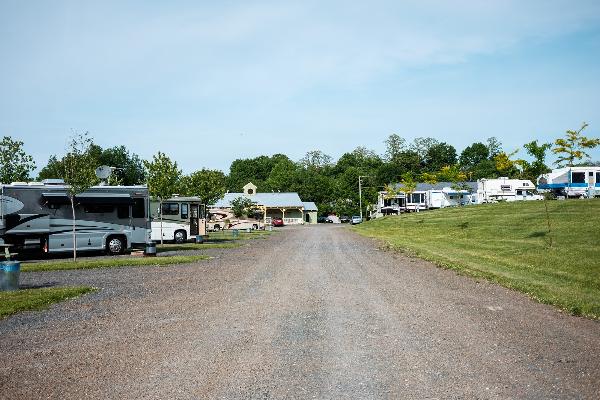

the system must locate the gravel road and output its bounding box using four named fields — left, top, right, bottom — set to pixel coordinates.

left=1, top=225, right=598, bottom=399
